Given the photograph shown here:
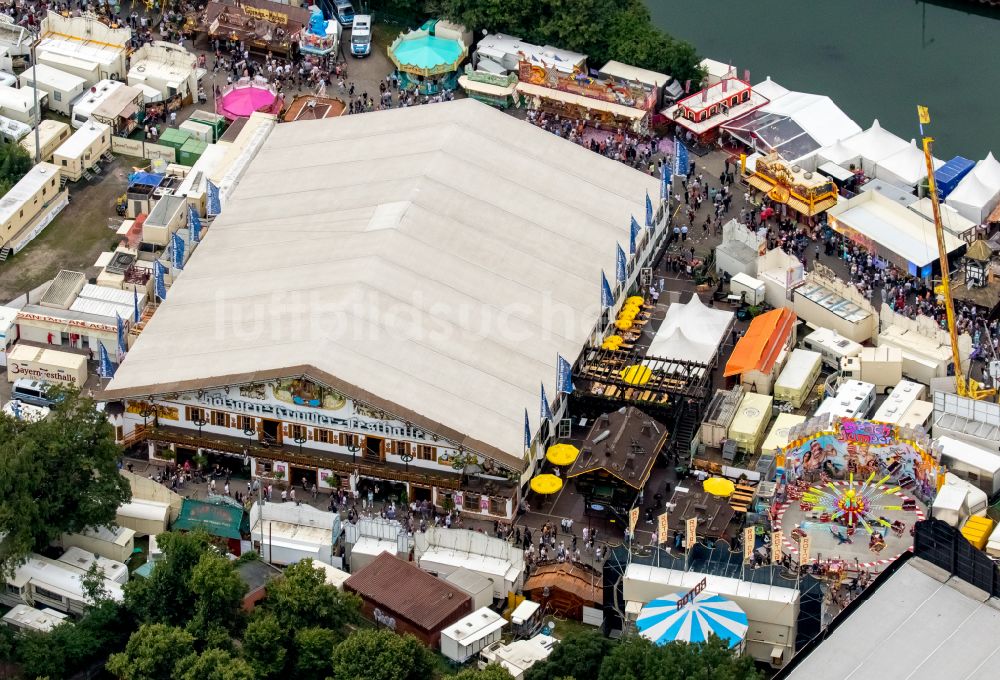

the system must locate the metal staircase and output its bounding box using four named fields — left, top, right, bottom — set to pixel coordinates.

left=0, top=247, right=11, bottom=263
